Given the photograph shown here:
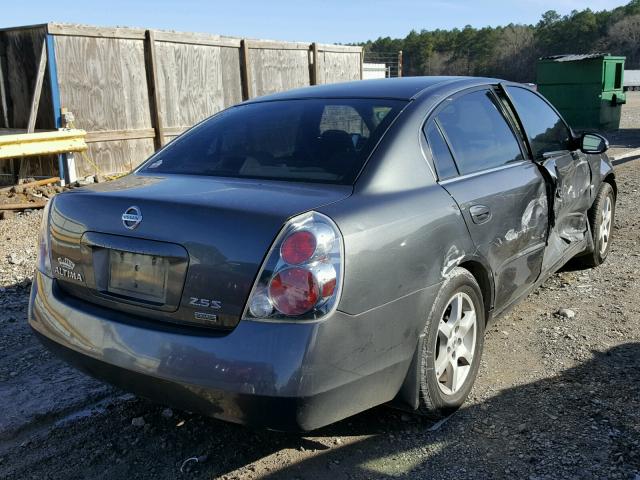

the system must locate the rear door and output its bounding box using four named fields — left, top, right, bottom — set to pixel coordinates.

left=424, top=87, right=548, bottom=311
left=502, top=85, right=592, bottom=272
